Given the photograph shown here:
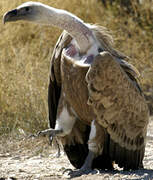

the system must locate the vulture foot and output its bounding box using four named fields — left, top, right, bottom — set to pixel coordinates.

left=63, top=150, right=96, bottom=177
left=37, top=128, right=63, bottom=137
left=37, top=128, right=62, bottom=157
left=71, top=168, right=93, bottom=177
left=63, top=168, right=93, bottom=177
